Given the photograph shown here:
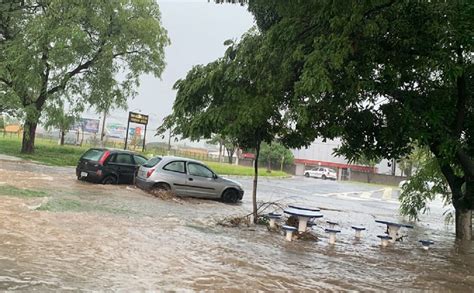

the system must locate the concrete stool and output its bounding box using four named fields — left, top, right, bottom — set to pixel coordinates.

left=351, top=226, right=366, bottom=239
left=377, top=235, right=392, bottom=247
left=325, top=228, right=341, bottom=244
left=326, top=221, right=338, bottom=229
left=282, top=225, right=298, bottom=241
left=419, top=240, right=434, bottom=250
left=267, top=213, right=282, bottom=228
